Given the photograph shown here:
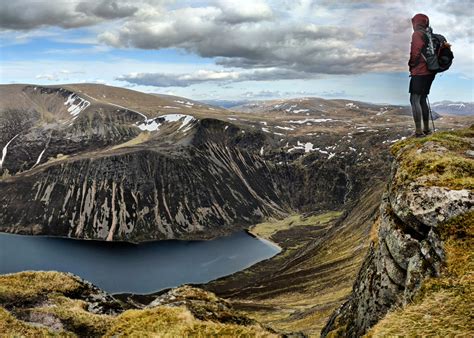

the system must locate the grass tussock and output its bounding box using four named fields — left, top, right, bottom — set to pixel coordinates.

left=367, top=212, right=474, bottom=337
left=390, top=127, right=474, bottom=190
left=0, top=271, right=81, bottom=303
left=106, top=306, right=275, bottom=337
left=369, top=217, right=381, bottom=246
left=250, top=211, right=342, bottom=240
left=0, top=307, right=58, bottom=336
left=32, top=295, right=114, bottom=336
left=391, top=127, right=474, bottom=156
